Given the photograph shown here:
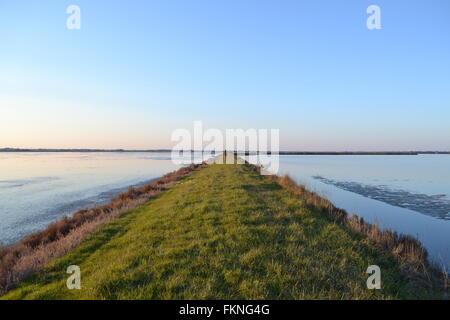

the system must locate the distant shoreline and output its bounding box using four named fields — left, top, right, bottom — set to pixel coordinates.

left=1, top=148, right=449, bottom=155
